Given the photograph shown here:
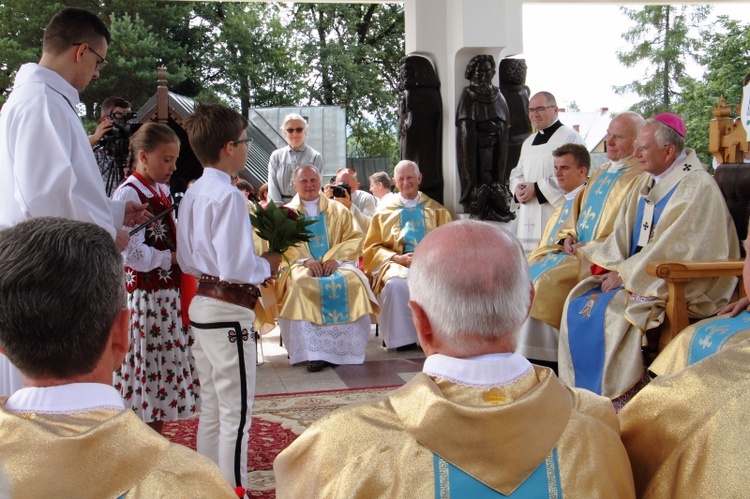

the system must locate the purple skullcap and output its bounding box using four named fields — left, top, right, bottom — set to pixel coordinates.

left=653, top=113, right=686, bottom=137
